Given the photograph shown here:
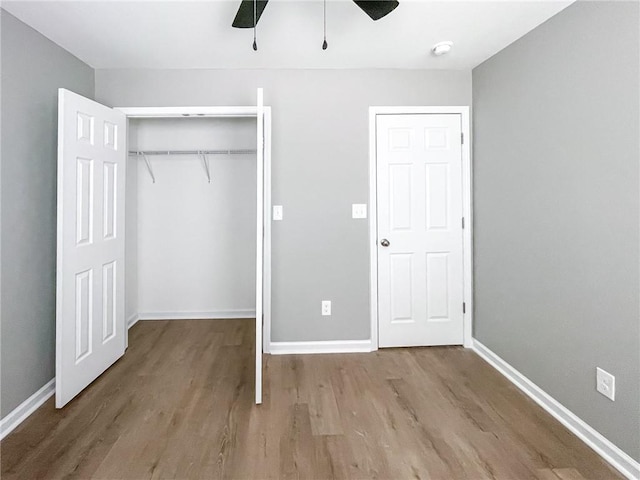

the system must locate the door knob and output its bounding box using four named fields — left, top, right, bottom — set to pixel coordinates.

left=380, top=238, right=390, bottom=247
